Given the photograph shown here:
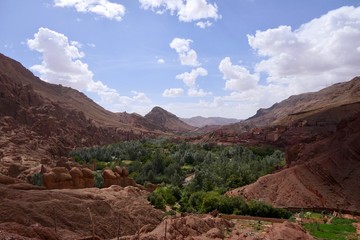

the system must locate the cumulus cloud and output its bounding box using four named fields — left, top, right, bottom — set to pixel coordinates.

left=248, top=6, right=360, bottom=92
left=163, top=88, right=184, bottom=97
left=219, top=57, right=259, bottom=92
left=139, top=0, right=220, bottom=28
left=205, top=6, right=360, bottom=119
left=27, top=27, right=150, bottom=111
left=174, top=67, right=211, bottom=97
left=54, top=0, right=126, bottom=21
left=170, top=38, right=200, bottom=66
left=188, top=88, right=211, bottom=97
left=176, top=67, right=207, bottom=87
left=196, top=20, right=212, bottom=29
